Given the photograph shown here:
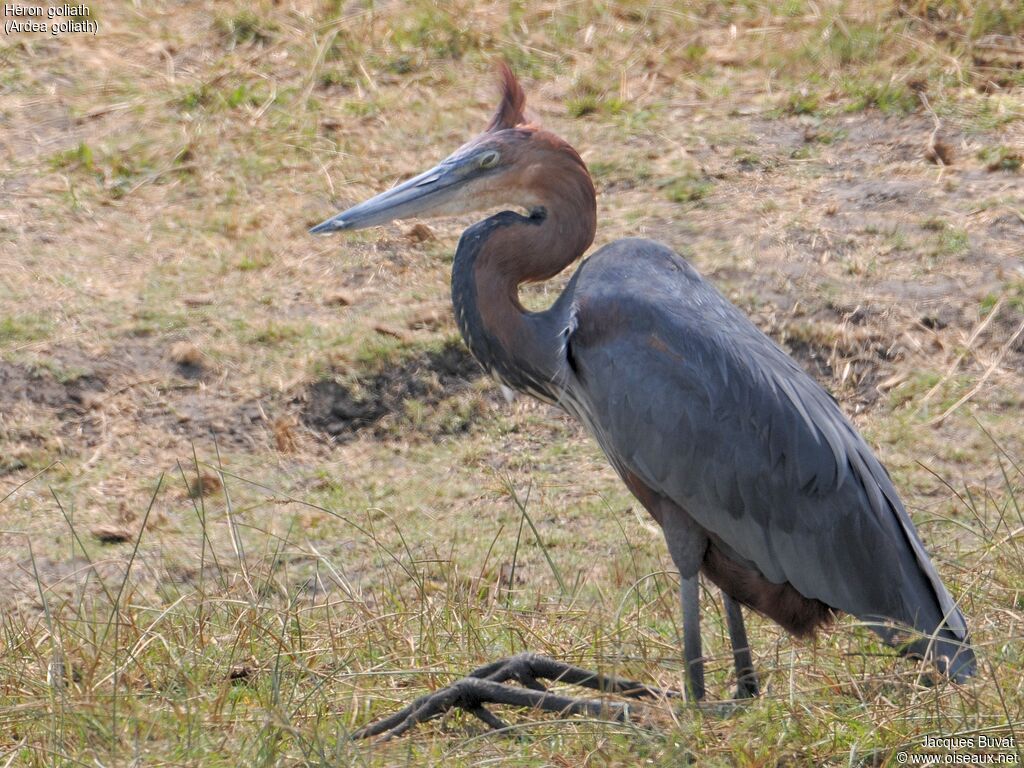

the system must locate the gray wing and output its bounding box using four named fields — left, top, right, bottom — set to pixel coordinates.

left=564, top=239, right=968, bottom=650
